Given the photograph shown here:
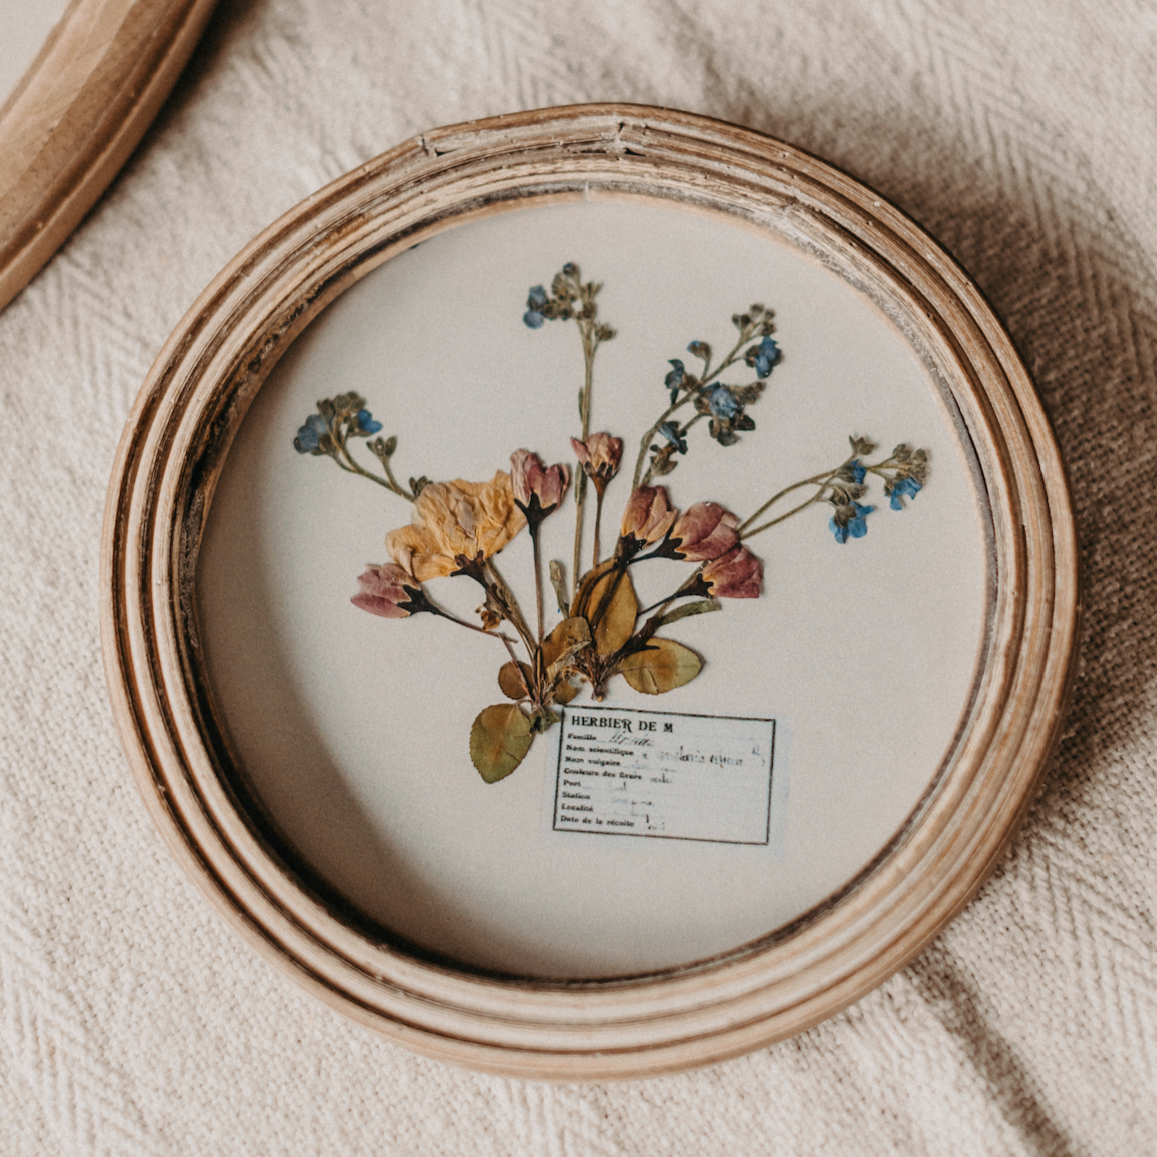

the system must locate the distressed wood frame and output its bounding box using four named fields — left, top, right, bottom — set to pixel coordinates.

left=0, top=0, right=218, bottom=311
left=100, top=104, right=1079, bottom=1080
